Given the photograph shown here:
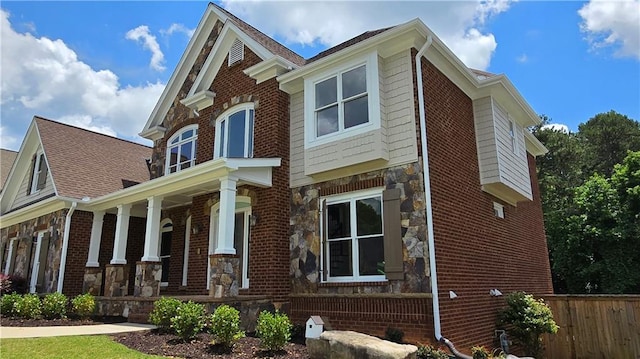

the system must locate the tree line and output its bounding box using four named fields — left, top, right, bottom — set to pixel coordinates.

left=533, top=110, right=640, bottom=294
